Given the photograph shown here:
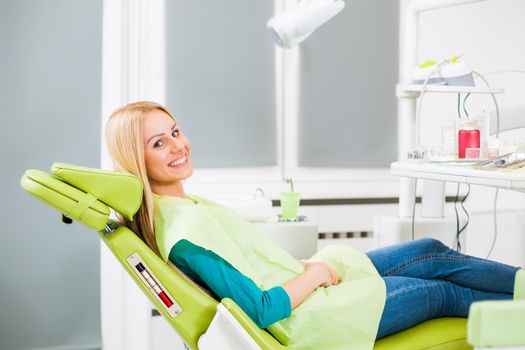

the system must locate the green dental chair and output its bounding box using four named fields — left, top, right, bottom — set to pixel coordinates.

left=20, top=163, right=525, bottom=350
